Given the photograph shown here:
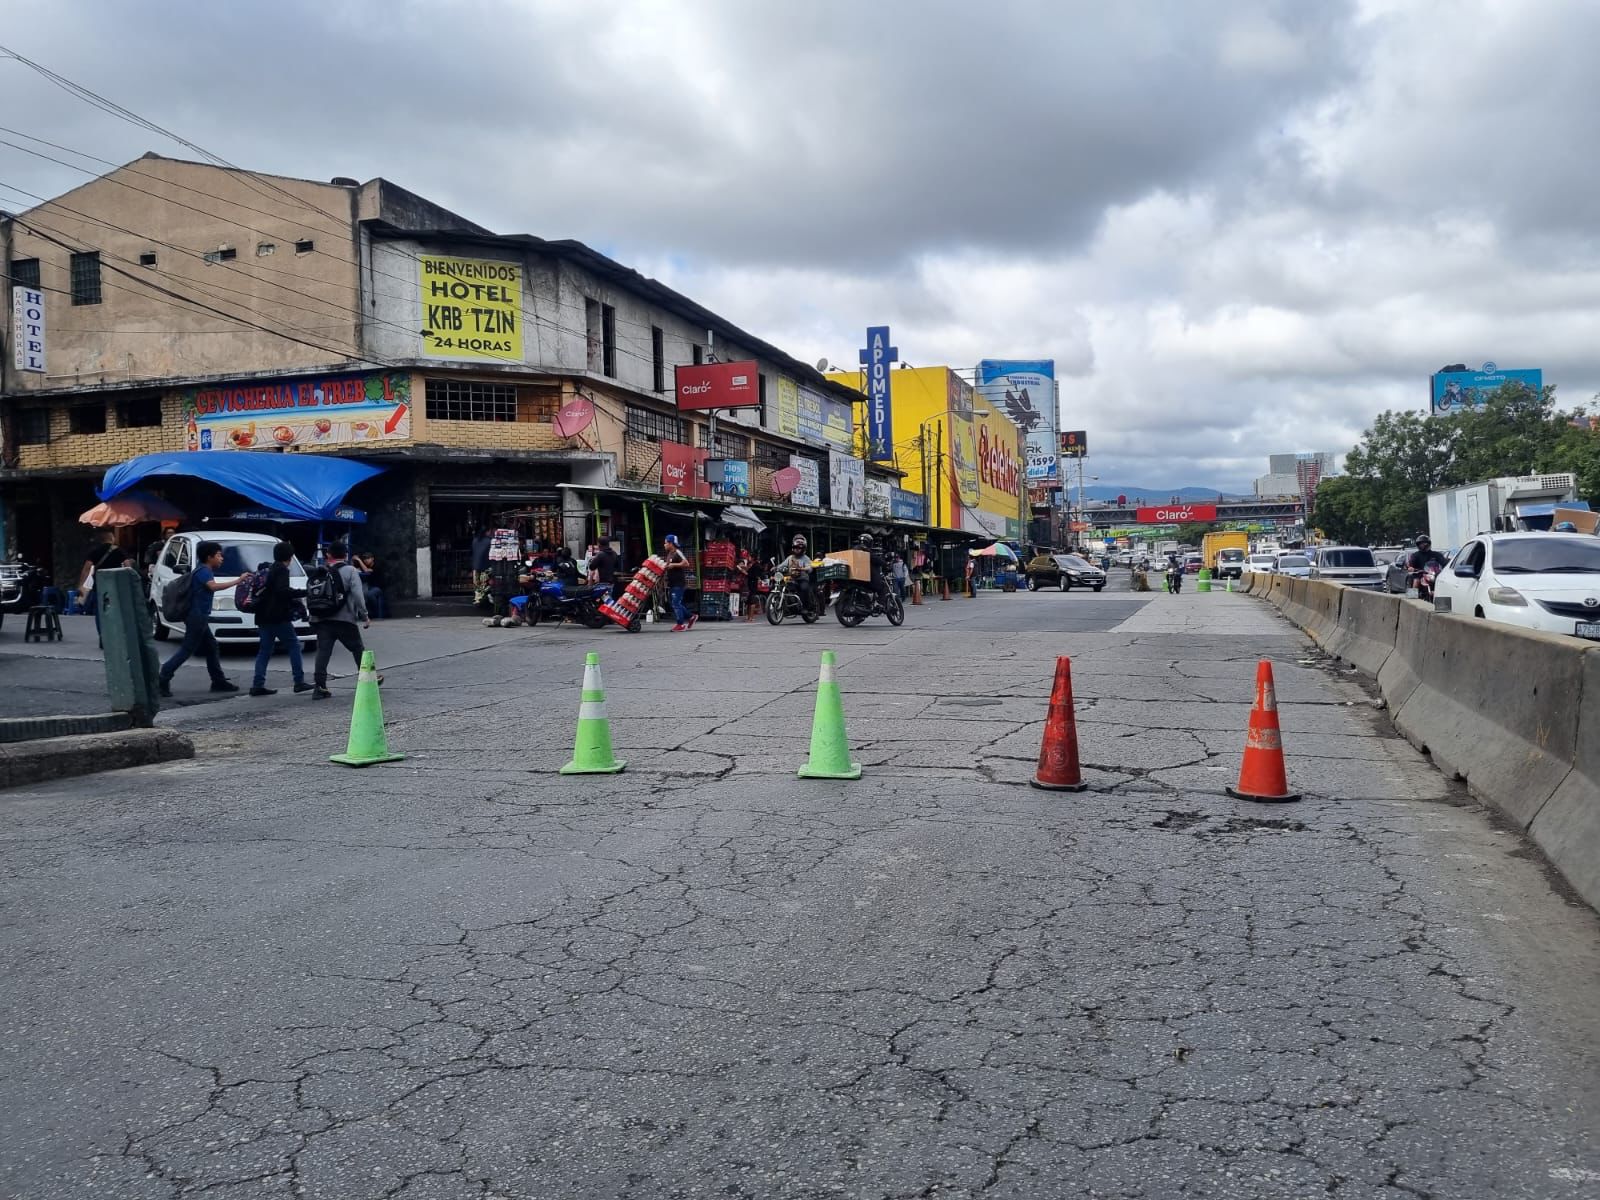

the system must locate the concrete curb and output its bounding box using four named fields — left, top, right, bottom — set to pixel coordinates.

left=0, top=729, right=195, bottom=790
left=0, top=713, right=134, bottom=744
